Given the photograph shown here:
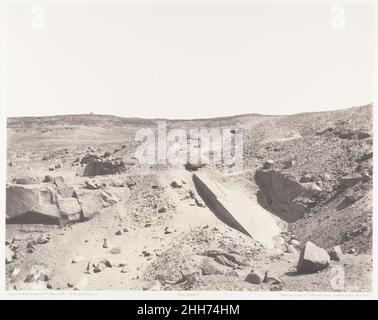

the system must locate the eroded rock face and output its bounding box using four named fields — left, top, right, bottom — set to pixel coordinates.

left=297, top=241, right=330, bottom=274
left=255, top=169, right=310, bottom=222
